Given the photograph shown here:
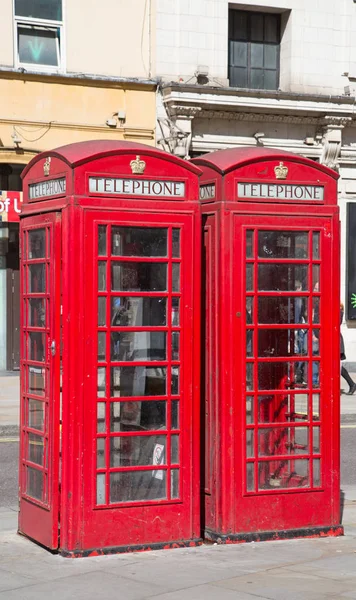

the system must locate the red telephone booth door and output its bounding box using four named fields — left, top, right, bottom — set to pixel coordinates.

left=233, top=214, right=339, bottom=532
left=18, top=213, right=61, bottom=549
